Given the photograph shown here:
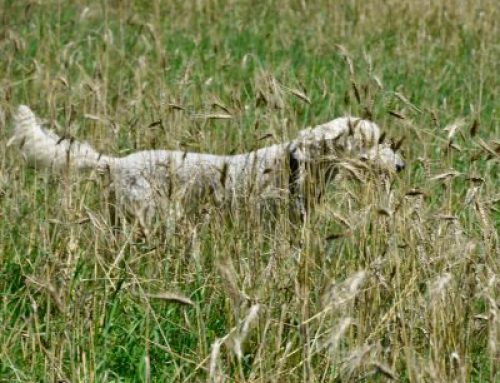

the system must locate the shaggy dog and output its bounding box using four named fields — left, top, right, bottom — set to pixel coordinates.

left=10, top=105, right=404, bottom=234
